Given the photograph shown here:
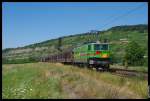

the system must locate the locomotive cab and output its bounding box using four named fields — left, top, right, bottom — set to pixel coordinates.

left=88, top=43, right=110, bottom=69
